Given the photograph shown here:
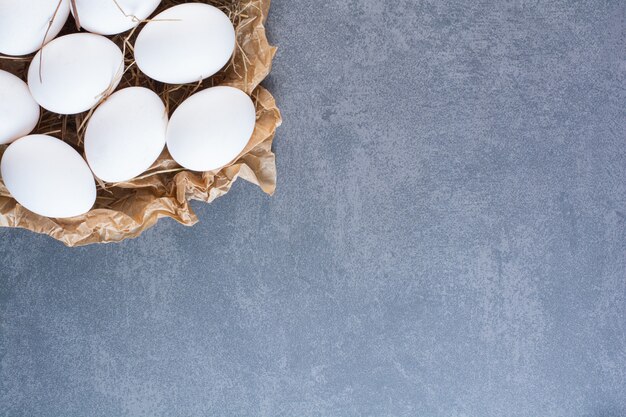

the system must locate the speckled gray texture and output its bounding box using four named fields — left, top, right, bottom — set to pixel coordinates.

left=1, top=1, right=625, bottom=416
